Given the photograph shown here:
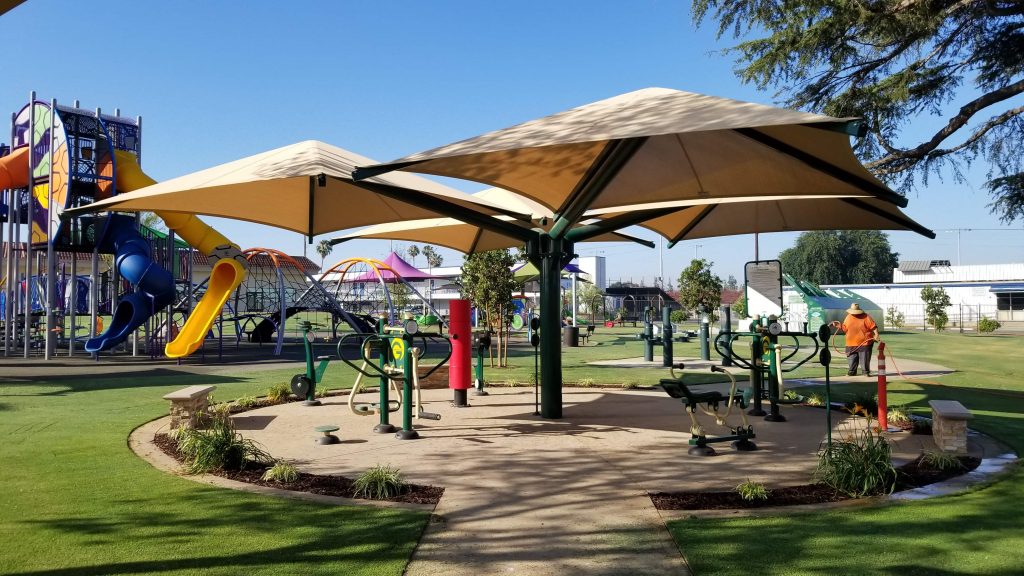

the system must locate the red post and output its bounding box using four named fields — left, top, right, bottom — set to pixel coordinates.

left=448, top=299, right=472, bottom=392
left=877, top=341, right=888, bottom=431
